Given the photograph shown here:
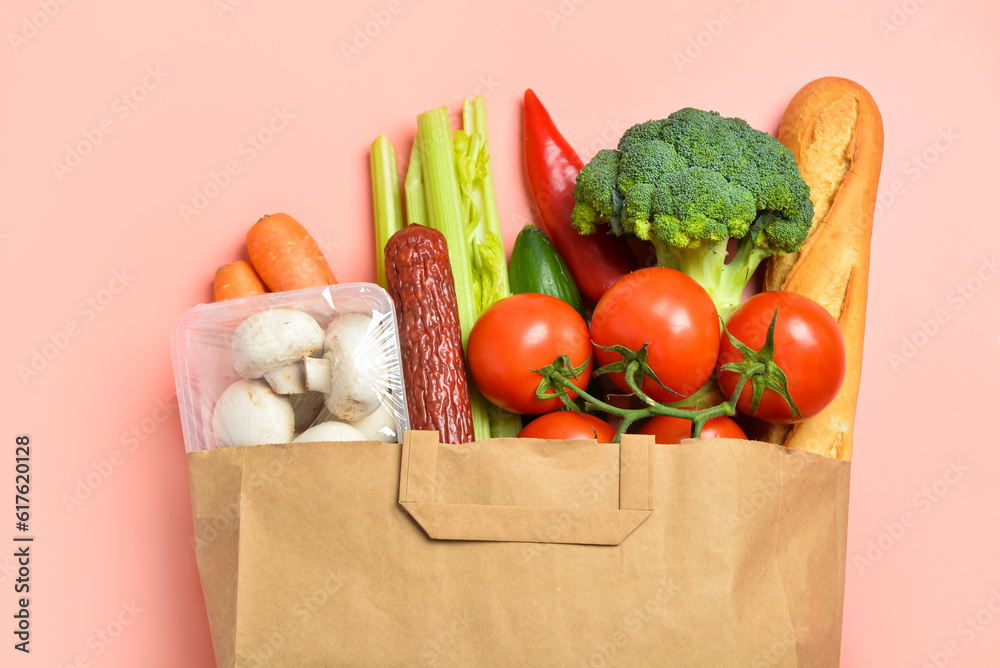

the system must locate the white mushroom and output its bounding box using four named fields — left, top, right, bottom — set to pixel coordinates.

left=349, top=402, right=400, bottom=443
left=259, top=364, right=308, bottom=394
left=211, top=379, right=295, bottom=448
left=320, top=313, right=390, bottom=421
left=231, top=308, right=324, bottom=394
left=303, top=356, right=333, bottom=394
left=293, top=421, right=369, bottom=443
